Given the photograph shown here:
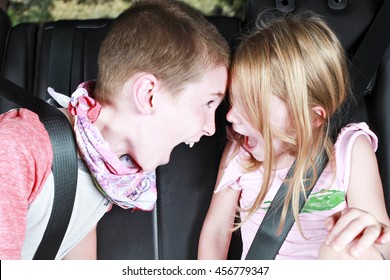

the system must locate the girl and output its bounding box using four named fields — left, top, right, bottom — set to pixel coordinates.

left=198, top=12, right=390, bottom=260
